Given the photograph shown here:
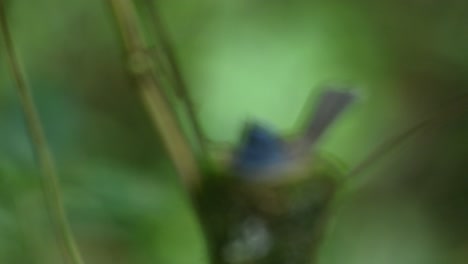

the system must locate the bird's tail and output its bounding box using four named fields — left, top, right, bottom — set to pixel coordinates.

left=300, top=88, right=356, bottom=148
